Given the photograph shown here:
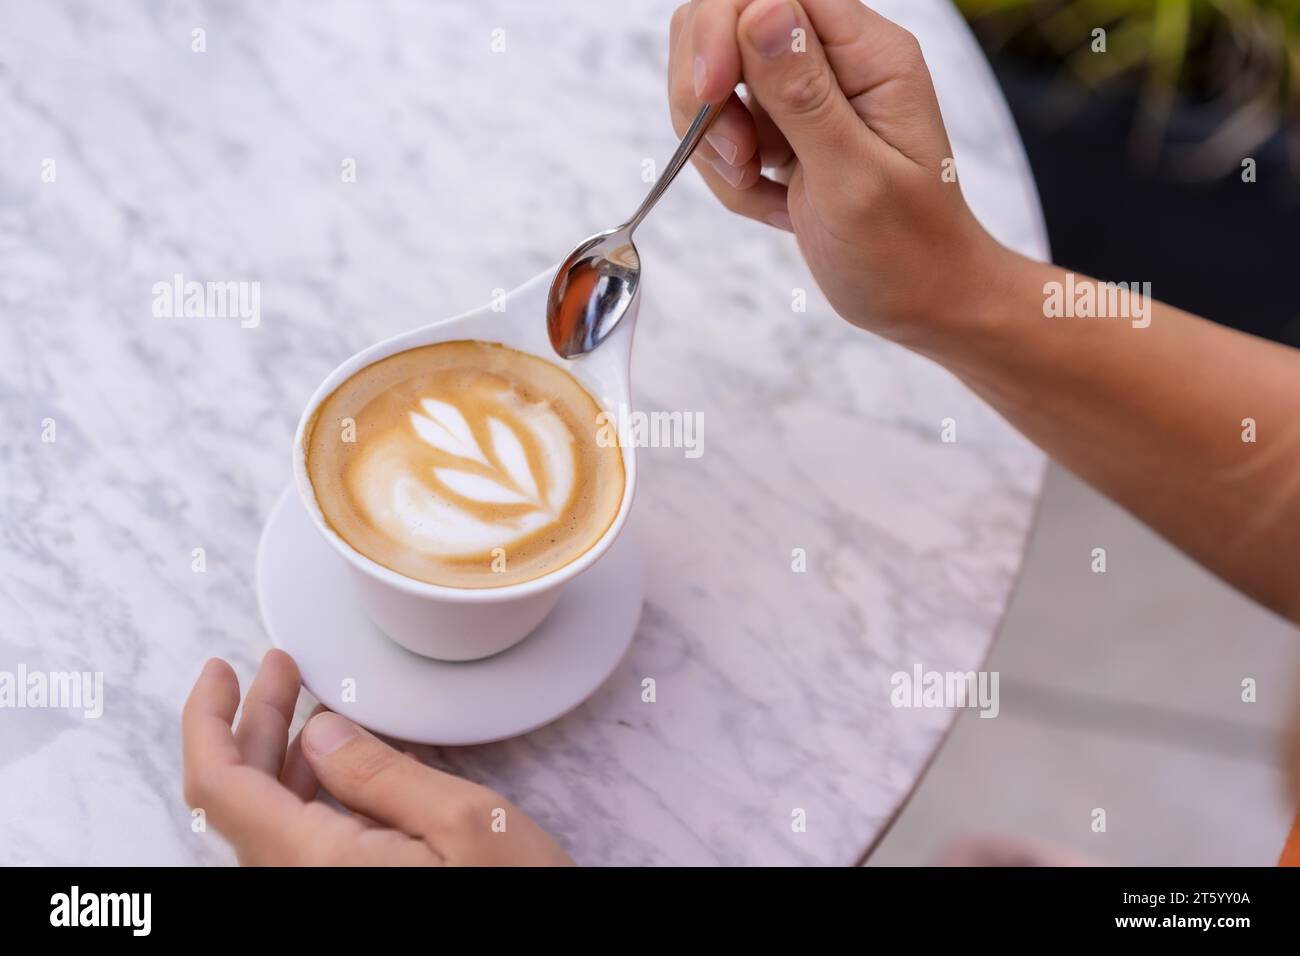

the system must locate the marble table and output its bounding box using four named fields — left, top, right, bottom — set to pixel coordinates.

left=0, top=0, right=1048, bottom=865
